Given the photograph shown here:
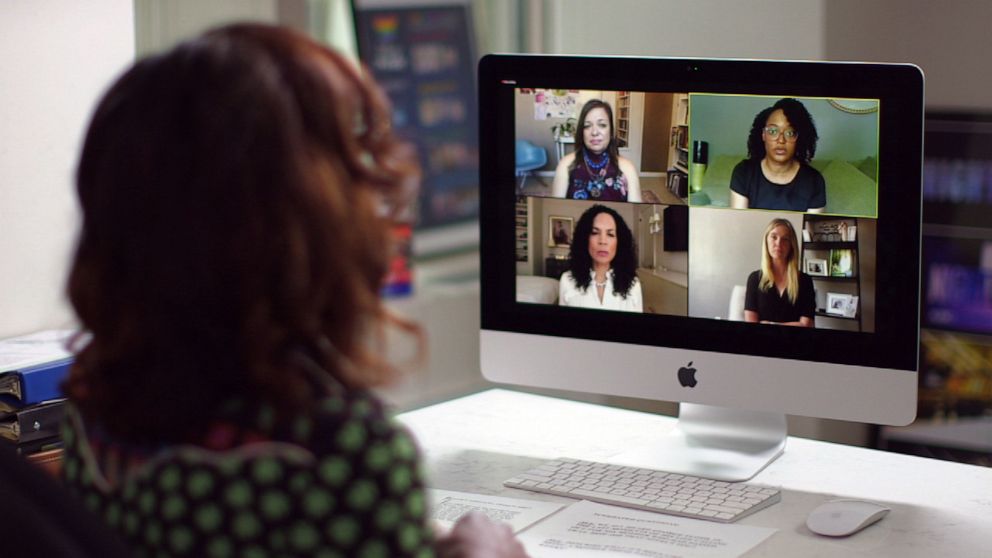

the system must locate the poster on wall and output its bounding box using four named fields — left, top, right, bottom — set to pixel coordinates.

left=533, top=89, right=579, bottom=120
left=355, top=1, right=479, bottom=242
